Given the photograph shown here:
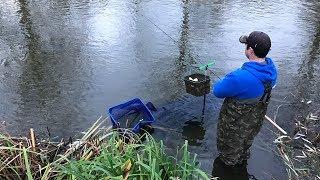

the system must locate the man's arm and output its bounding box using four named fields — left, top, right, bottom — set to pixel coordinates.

left=213, top=73, right=239, bottom=98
